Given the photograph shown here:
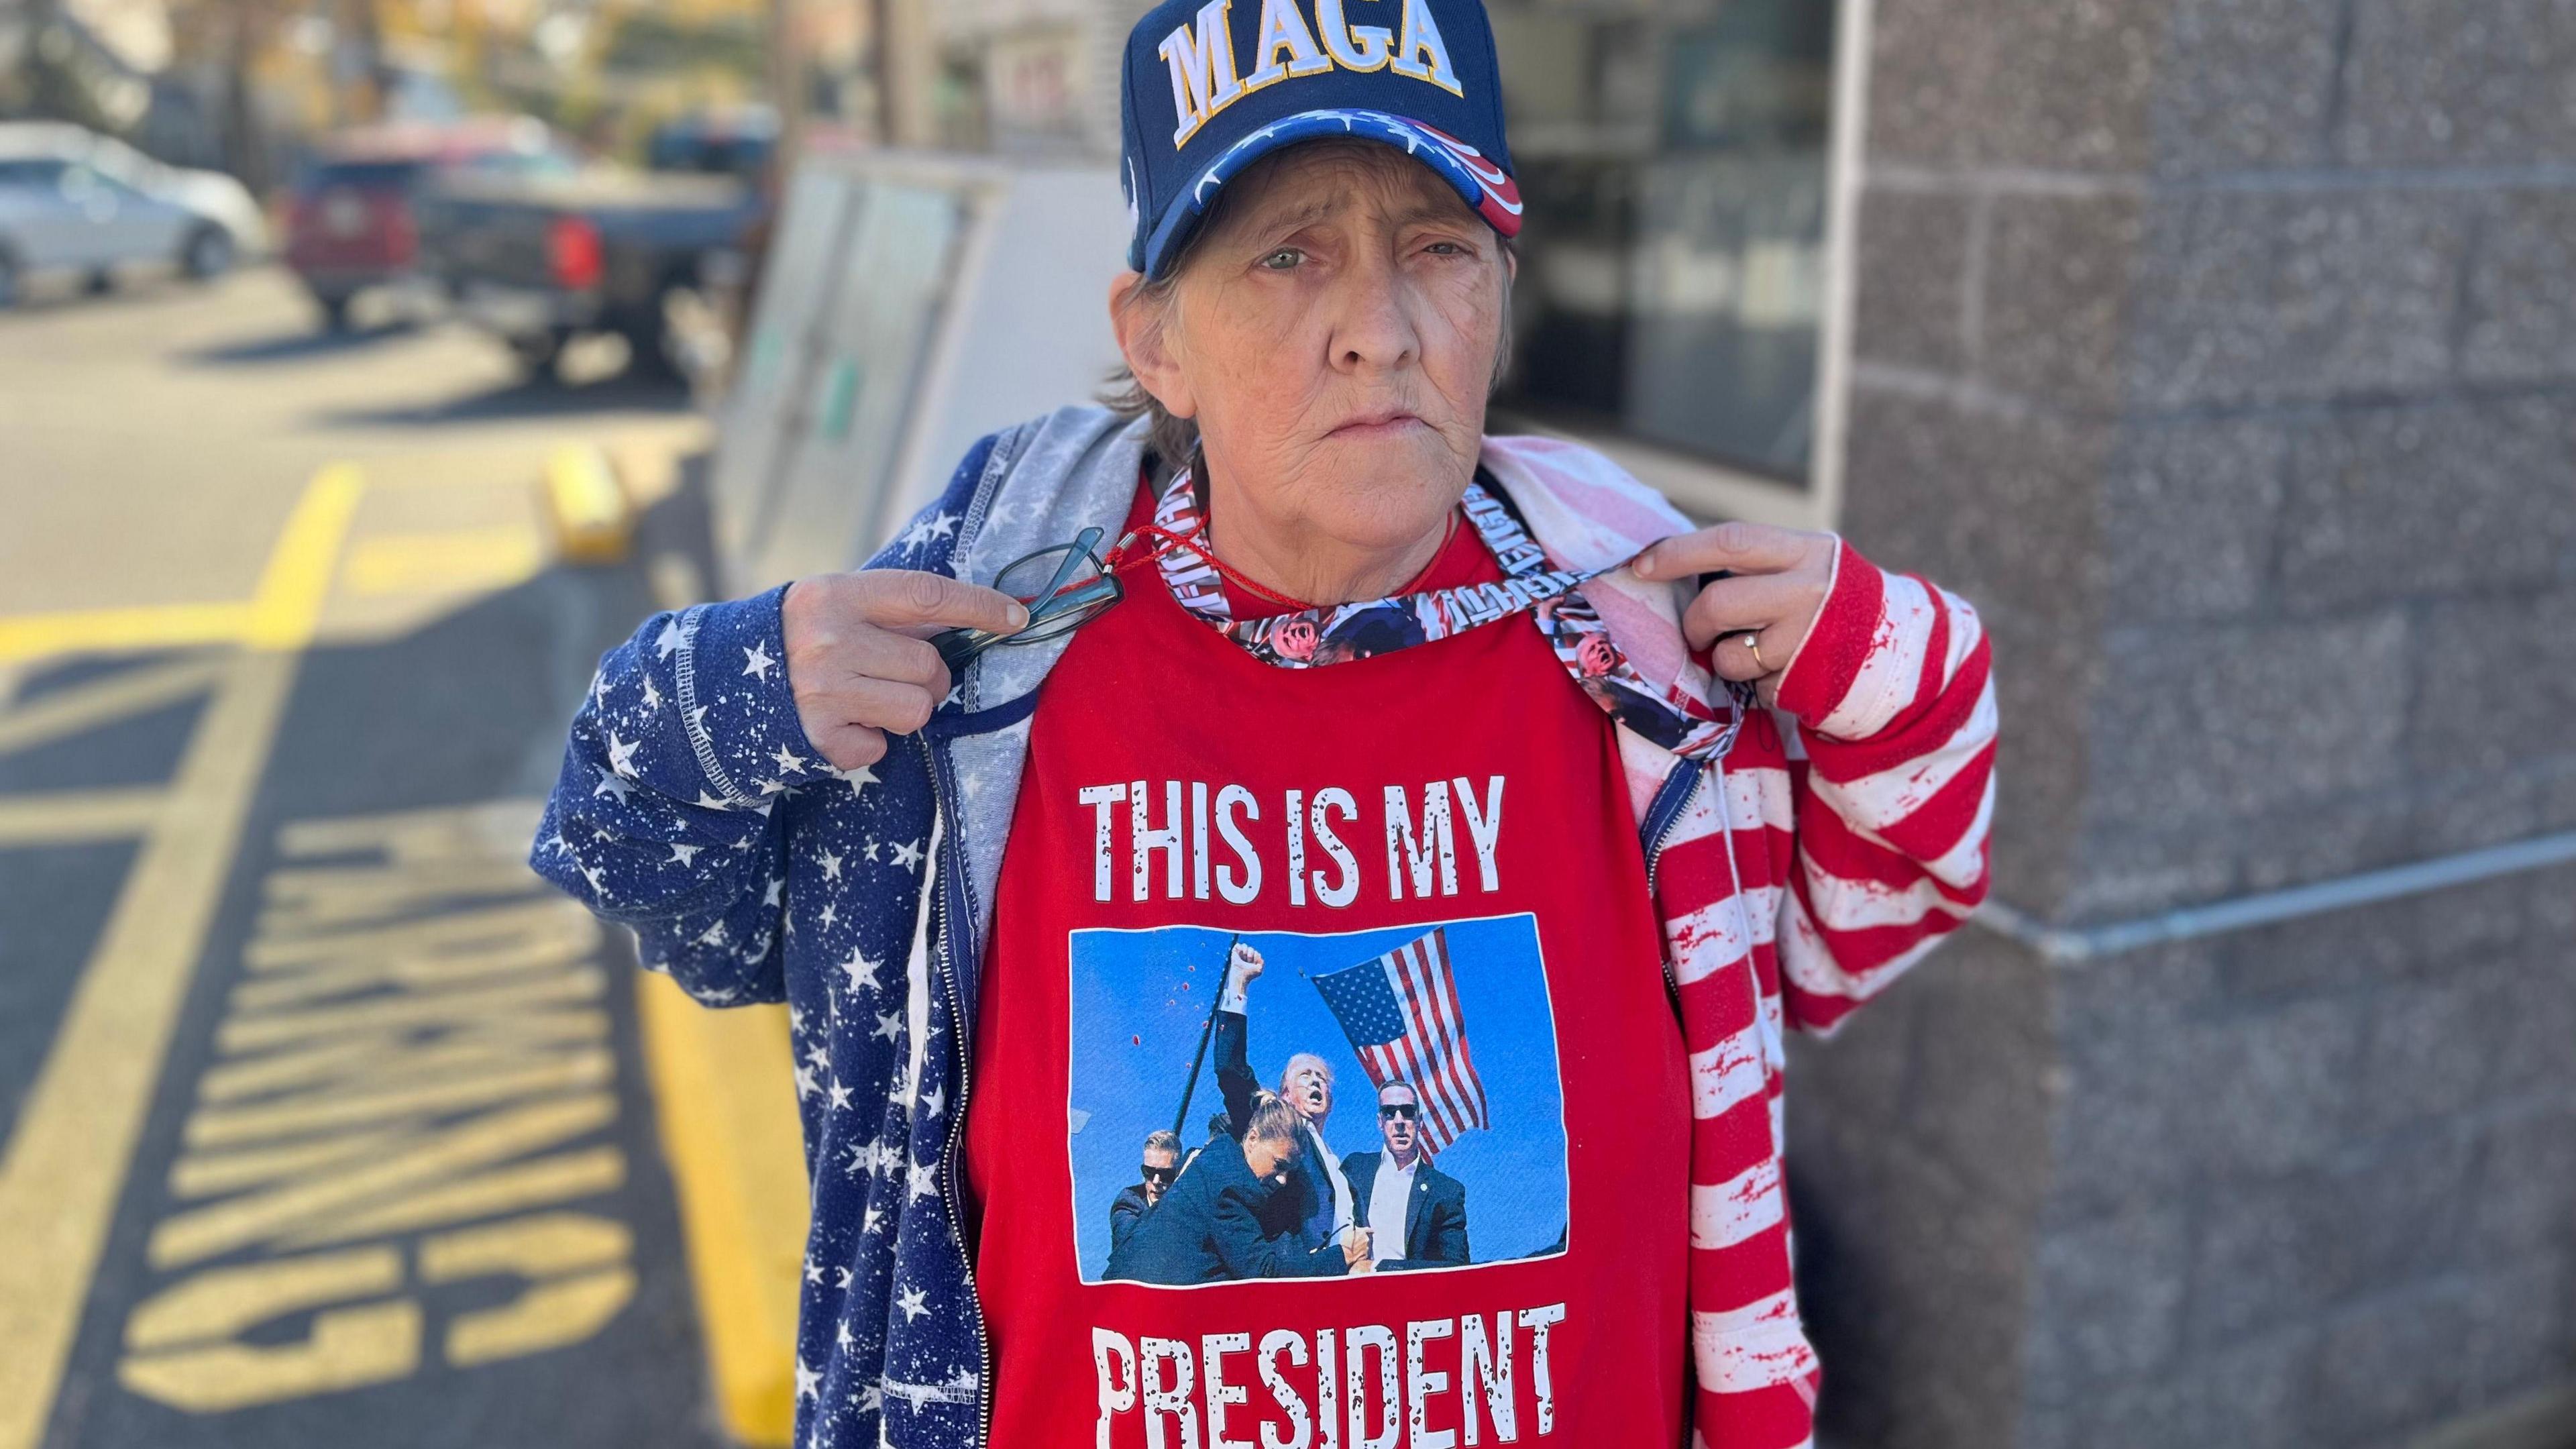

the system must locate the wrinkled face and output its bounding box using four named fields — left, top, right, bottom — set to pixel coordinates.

left=1377, top=1083, right=1420, bottom=1161
left=1135, top=141, right=1511, bottom=567
left=1242, top=1130, right=1301, bottom=1187
left=1281, top=1053, right=1334, bottom=1122
left=1140, top=1145, right=1178, bottom=1203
